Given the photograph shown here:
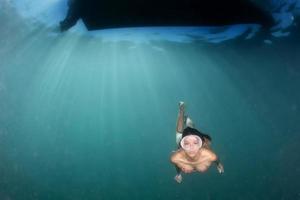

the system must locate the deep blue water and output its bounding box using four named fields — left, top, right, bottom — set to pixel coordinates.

left=1, top=1, right=300, bottom=200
